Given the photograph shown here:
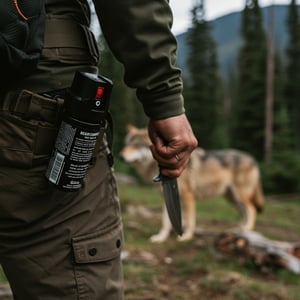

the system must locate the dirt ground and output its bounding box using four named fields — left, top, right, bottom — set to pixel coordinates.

left=120, top=193, right=300, bottom=300
left=122, top=213, right=300, bottom=300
